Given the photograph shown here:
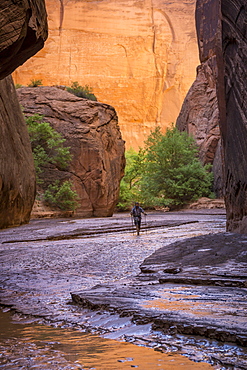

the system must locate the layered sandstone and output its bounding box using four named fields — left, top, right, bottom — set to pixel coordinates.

left=182, top=0, right=247, bottom=233
left=176, top=57, right=223, bottom=196
left=0, top=76, right=36, bottom=229
left=0, top=0, right=48, bottom=229
left=12, top=0, right=199, bottom=149
left=17, top=87, right=125, bottom=217
left=218, top=0, right=247, bottom=233
left=0, top=0, right=48, bottom=79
